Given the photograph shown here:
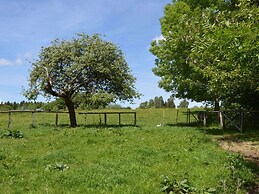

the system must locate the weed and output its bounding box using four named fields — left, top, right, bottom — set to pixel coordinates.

left=161, top=176, right=196, bottom=193
left=45, top=162, right=69, bottom=171
left=161, top=176, right=218, bottom=194
left=225, top=154, right=254, bottom=193
left=1, top=129, right=24, bottom=138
